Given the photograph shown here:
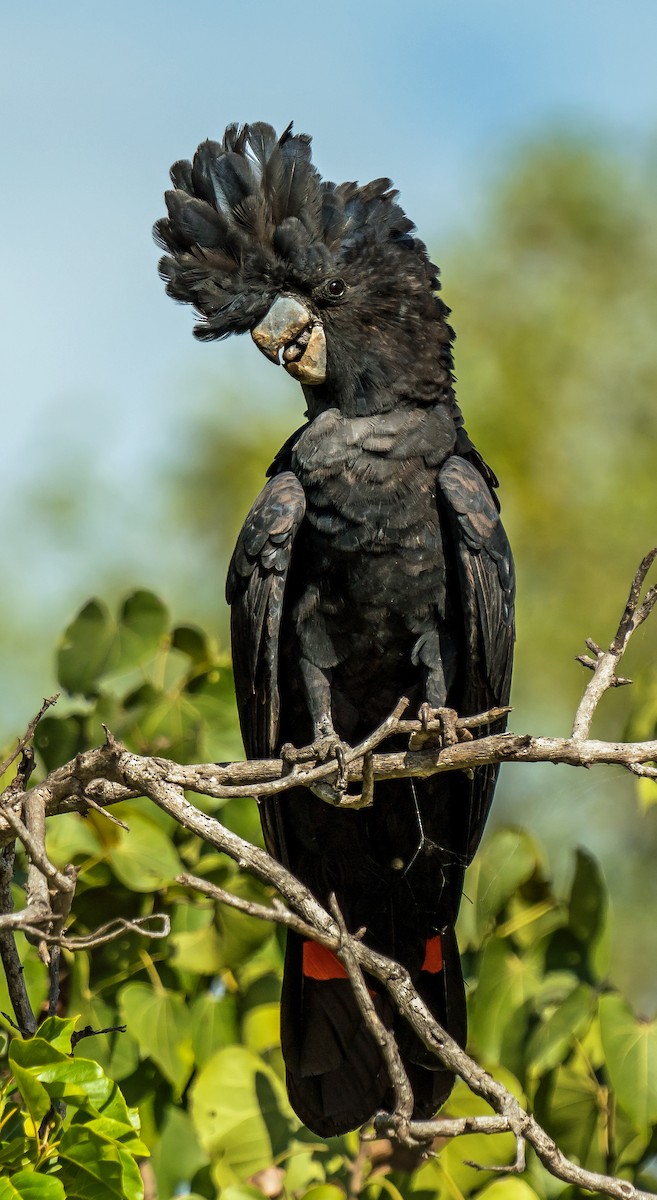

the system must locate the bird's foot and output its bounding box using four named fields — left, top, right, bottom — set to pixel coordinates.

left=313, top=734, right=350, bottom=797
left=281, top=733, right=353, bottom=803
left=409, top=705, right=474, bottom=750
